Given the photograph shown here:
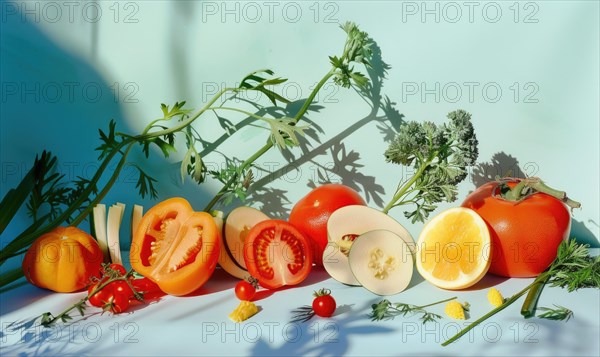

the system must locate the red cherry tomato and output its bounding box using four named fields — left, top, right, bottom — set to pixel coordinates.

left=111, top=281, right=134, bottom=299
left=131, top=277, right=165, bottom=300
left=243, top=220, right=312, bottom=289
left=101, top=263, right=127, bottom=276
left=235, top=280, right=256, bottom=301
left=289, top=184, right=366, bottom=266
left=312, top=289, right=336, bottom=318
left=87, top=283, right=111, bottom=308
left=462, top=179, right=572, bottom=277
left=108, top=293, right=130, bottom=314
